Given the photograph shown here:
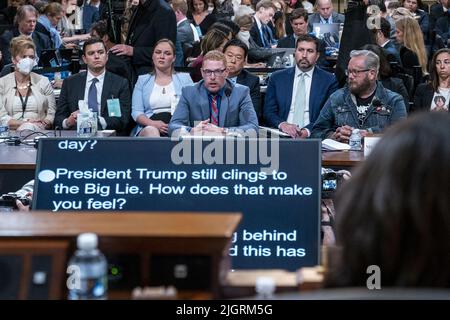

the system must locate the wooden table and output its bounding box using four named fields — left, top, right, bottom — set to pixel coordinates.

left=0, top=130, right=115, bottom=194
left=321, top=150, right=365, bottom=168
